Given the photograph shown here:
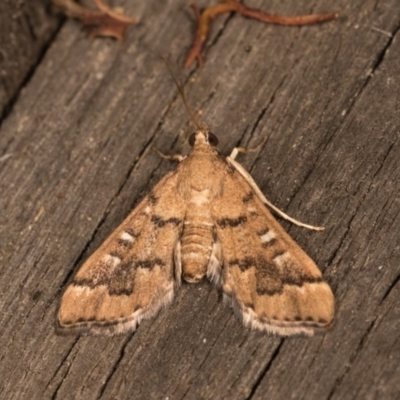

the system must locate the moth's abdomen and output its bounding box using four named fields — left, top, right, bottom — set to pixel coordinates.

left=181, top=189, right=214, bottom=283
left=181, top=222, right=213, bottom=282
